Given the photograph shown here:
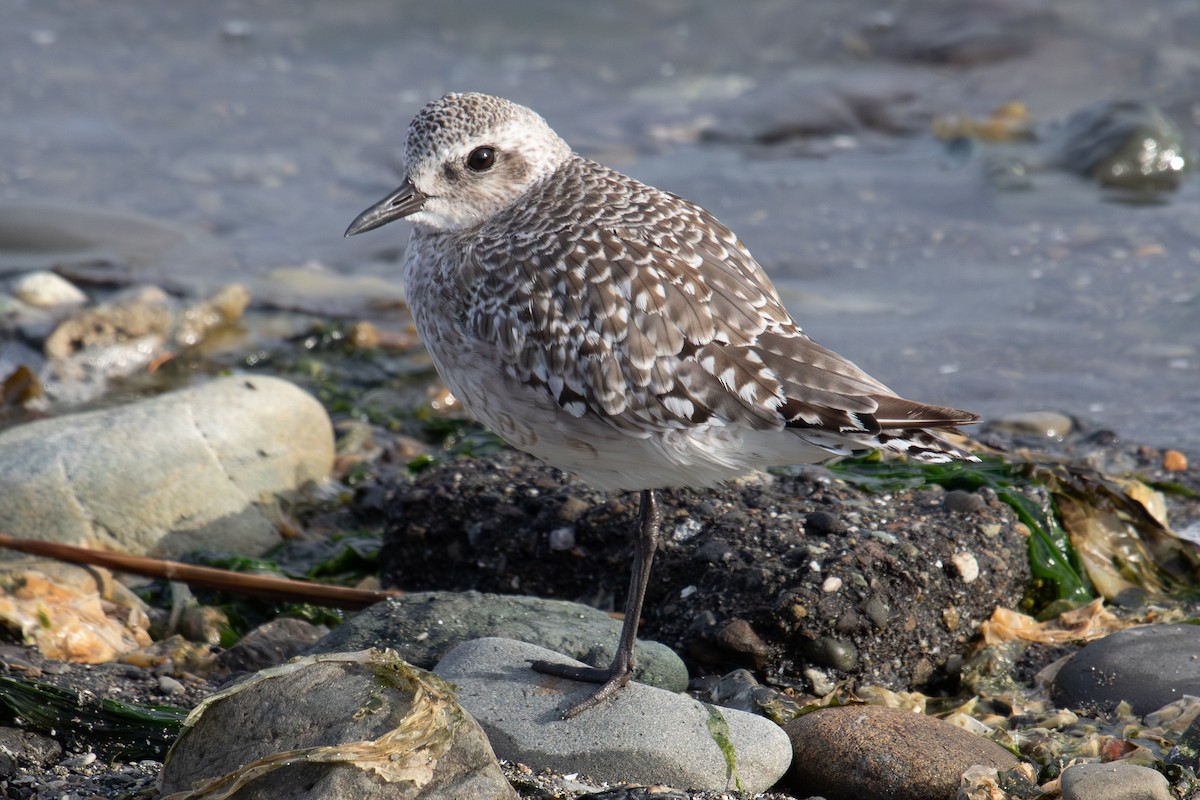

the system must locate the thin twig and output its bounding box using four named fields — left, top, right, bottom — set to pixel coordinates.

left=0, top=533, right=398, bottom=610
